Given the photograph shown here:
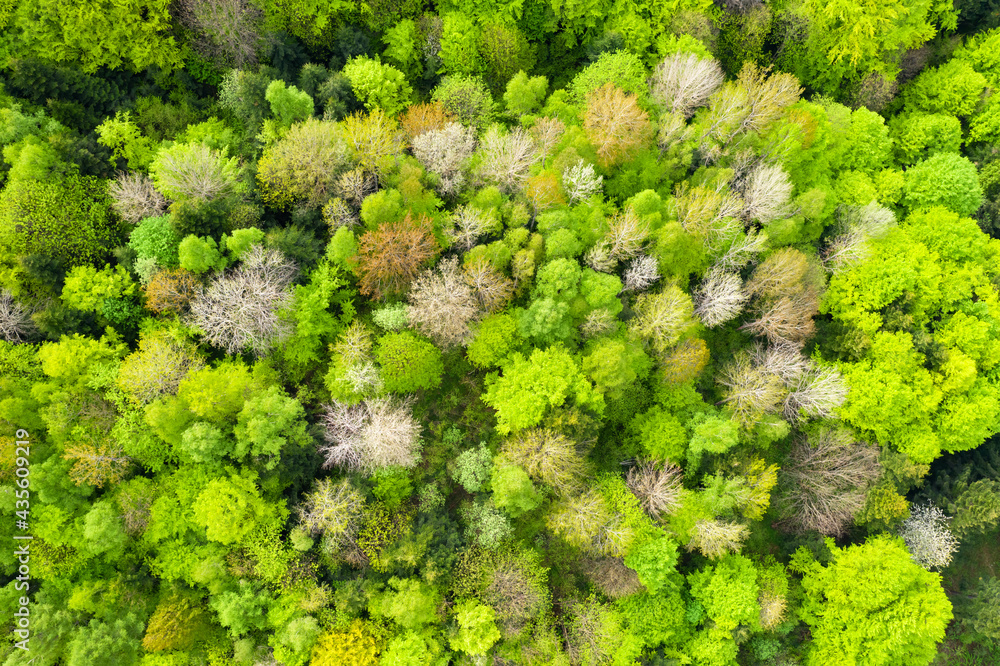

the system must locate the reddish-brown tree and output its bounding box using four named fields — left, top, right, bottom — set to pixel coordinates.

left=354, top=212, right=440, bottom=299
